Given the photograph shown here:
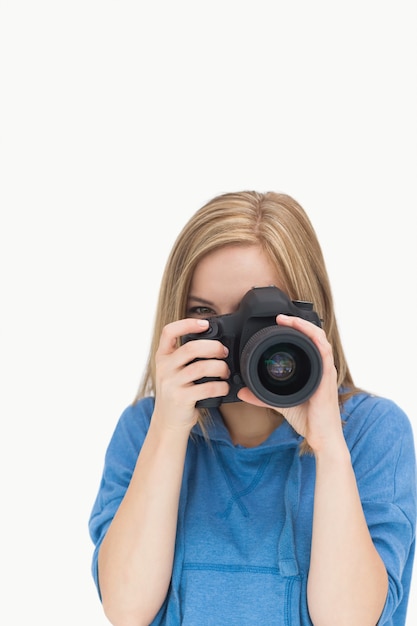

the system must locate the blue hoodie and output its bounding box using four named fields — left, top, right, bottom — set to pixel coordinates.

left=89, top=393, right=416, bottom=625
